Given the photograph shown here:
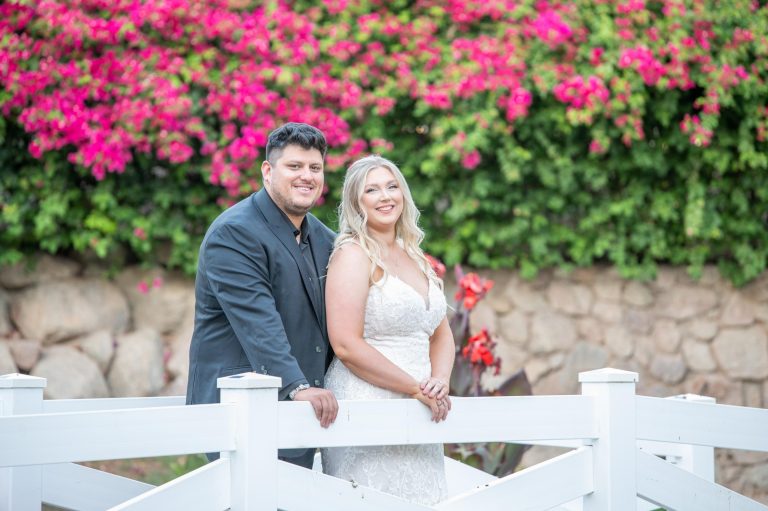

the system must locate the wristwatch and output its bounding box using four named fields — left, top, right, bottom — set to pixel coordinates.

left=288, top=383, right=310, bottom=400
